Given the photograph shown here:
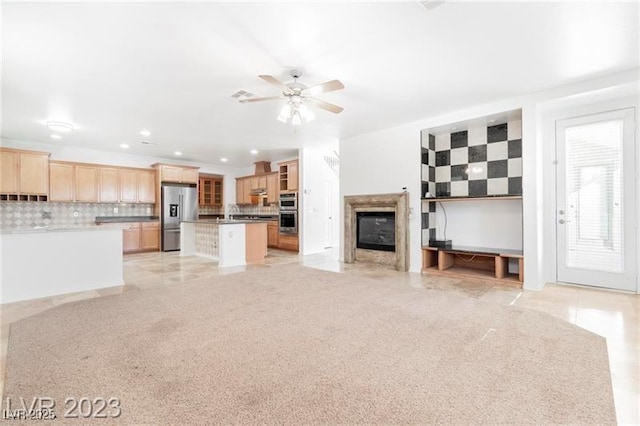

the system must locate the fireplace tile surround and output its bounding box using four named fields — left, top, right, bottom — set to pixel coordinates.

left=344, top=192, right=409, bottom=272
